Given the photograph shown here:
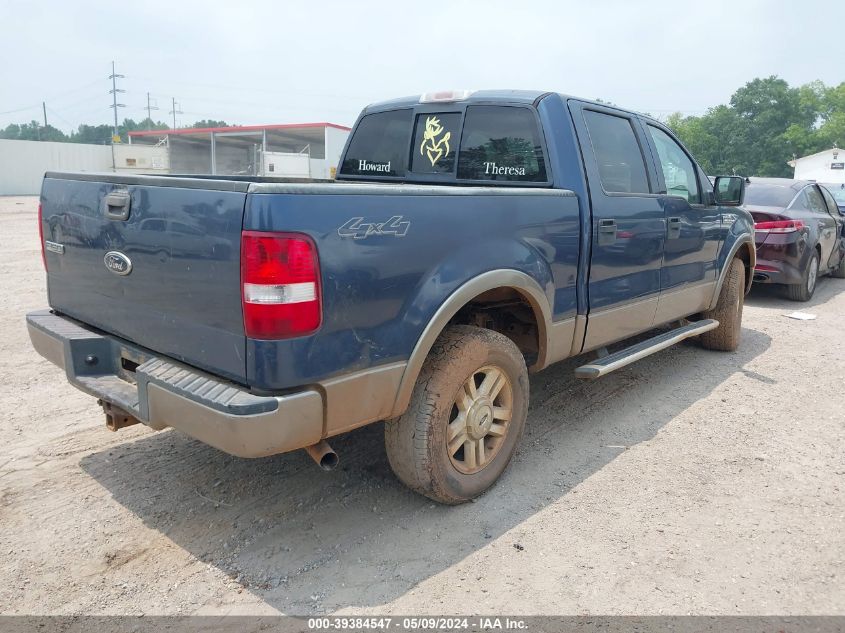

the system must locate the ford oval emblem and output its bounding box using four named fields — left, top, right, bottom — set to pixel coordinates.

left=103, top=251, right=132, bottom=276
